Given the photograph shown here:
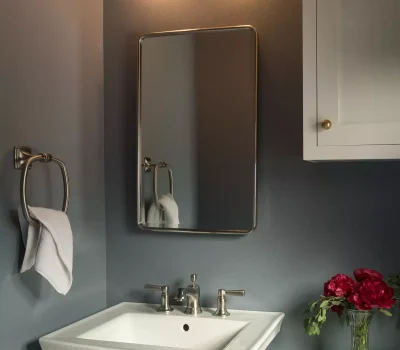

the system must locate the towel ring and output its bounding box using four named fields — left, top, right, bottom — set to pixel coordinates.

left=15, top=146, right=70, bottom=225
left=153, top=162, right=173, bottom=209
